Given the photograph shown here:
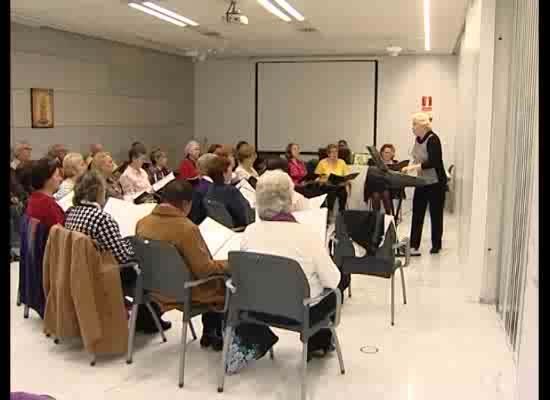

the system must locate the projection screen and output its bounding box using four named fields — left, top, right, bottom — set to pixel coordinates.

left=256, top=61, right=377, bottom=153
